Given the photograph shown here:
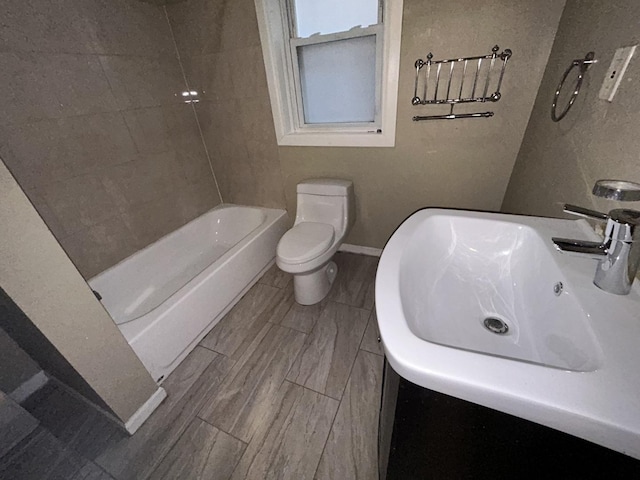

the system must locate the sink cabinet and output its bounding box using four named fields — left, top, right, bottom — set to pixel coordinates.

left=379, top=360, right=640, bottom=480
